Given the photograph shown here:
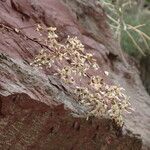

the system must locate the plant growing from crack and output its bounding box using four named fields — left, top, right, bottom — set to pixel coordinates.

left=31, top=25, right=132, bottom=127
